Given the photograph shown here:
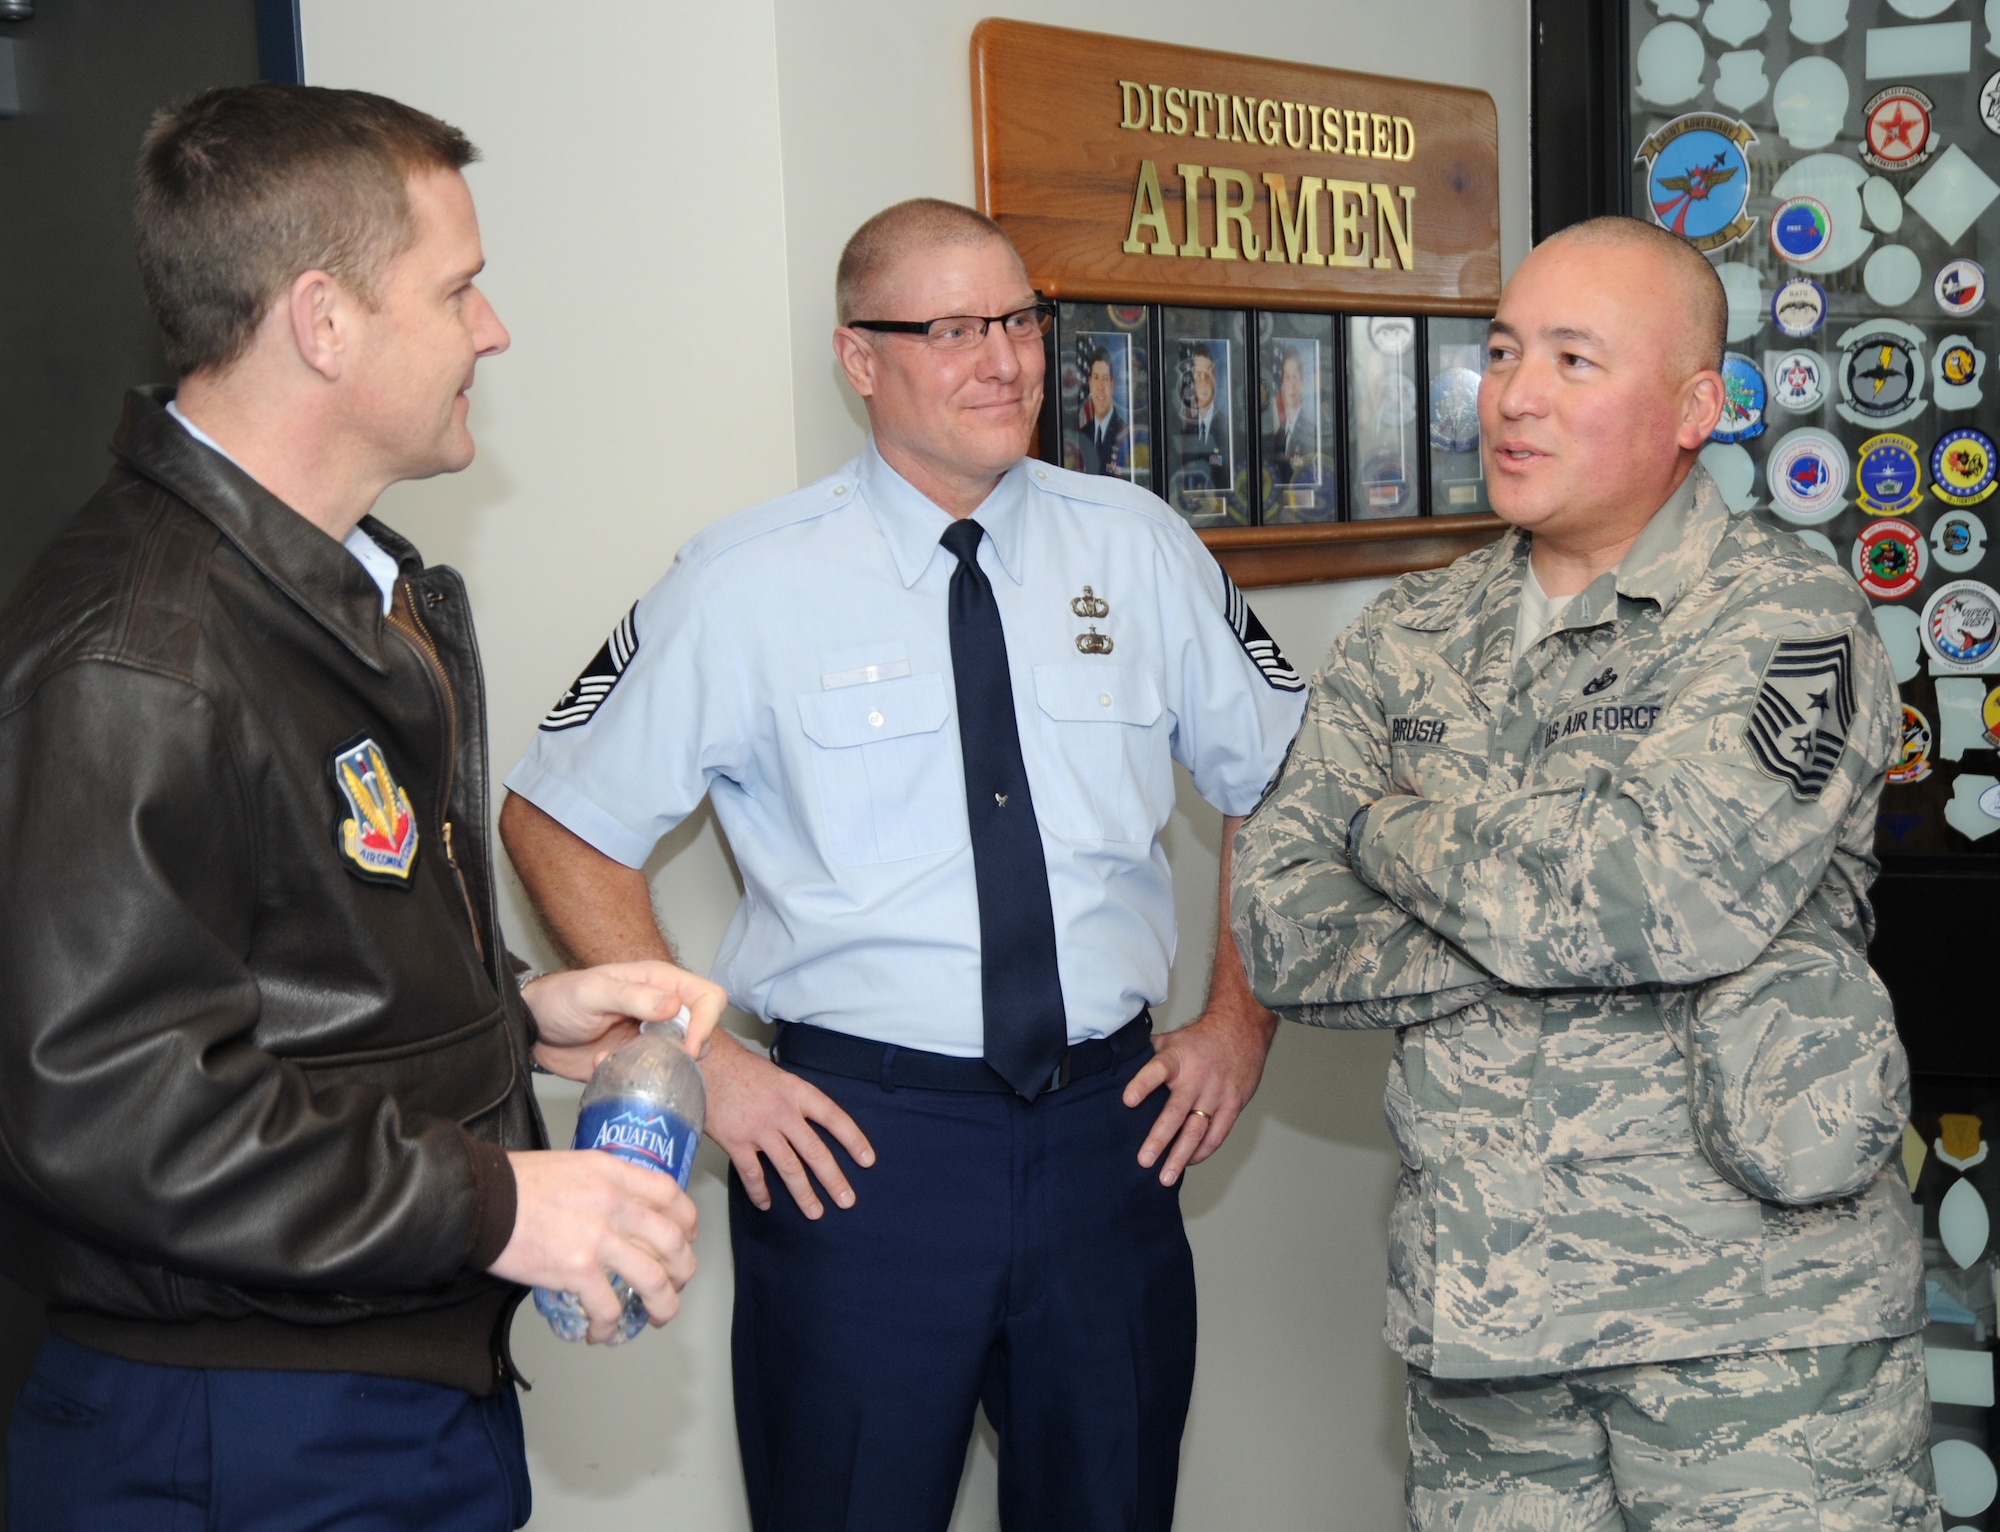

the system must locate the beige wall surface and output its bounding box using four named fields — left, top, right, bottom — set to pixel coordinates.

left=301, top=4, right=1530, bottom=1528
